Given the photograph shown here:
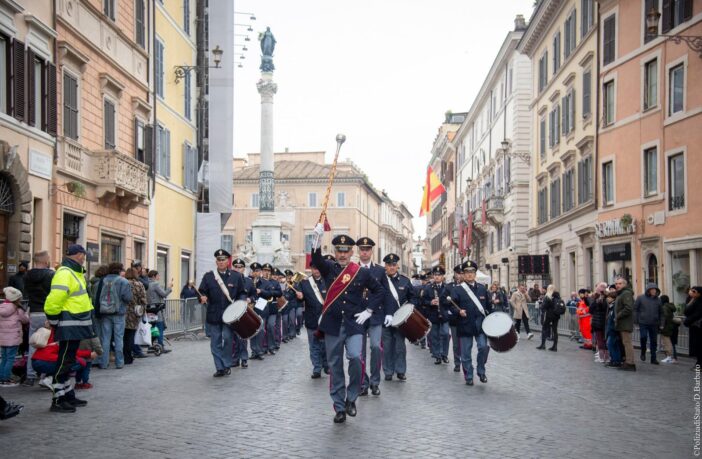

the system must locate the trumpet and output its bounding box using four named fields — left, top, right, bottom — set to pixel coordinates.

left=286, top=271, right=308, bottom=294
